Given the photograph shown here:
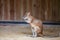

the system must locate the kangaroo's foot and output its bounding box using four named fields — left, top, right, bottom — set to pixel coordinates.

left=37, top=34, right=43, bottom=37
